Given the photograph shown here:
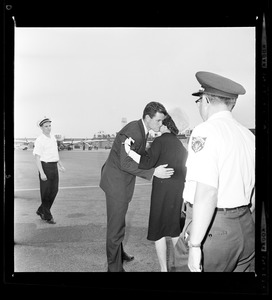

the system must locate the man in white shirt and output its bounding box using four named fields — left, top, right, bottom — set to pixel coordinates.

left=171, top=71, right=255, bottom=272
left=33, top=117, right=65, bottom=224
